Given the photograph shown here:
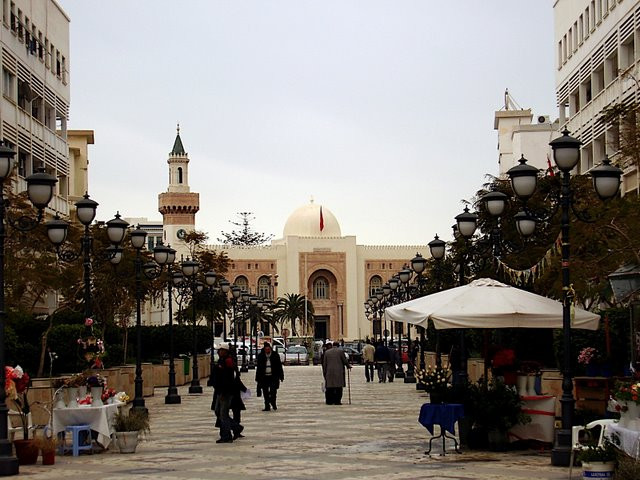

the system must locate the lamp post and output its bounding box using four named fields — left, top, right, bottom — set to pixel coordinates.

left=129, top=225, right=149, bottom=412
left=166, top=266, right=183, bottom=404
left=0, top=144, right=57, bottom=476
left=248, top=295, right=258, bottom=369
left=453, top=207, right=478, bottom=387
left=231, top=285, right=241, bottom=345
left=239, top=290, right=250, bottom=372
left=179, top=258, right=204, bottom=394
left=428, top=235, right=446, bottom=369
left=141, top=243, right=180, bottom=404
left=506, top=131, right=622, bottom=467
left=204, top=270, right=218, bottom=383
